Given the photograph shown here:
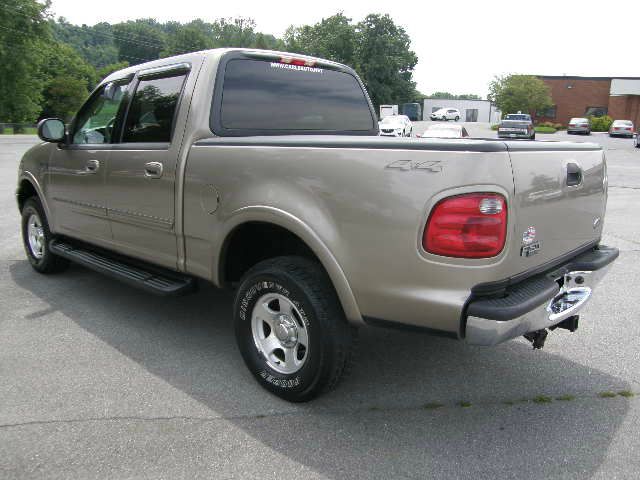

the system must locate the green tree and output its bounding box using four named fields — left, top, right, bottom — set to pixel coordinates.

left=488, top=75, right=552, bottom=117
left=285, top=13, right=418, bottom=108
left=0, top=0, right=51, bottom=123
left=96, top=61, right=130, bottom=81
left=161, top=20, right=213, bottom=56
left=285, top=13, right=357, bottom=65
left=112, top=19, right=166, bottom=64
left=354, top=14, right=418, bottom=107
left=39, top=42, right=97, bottom=121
